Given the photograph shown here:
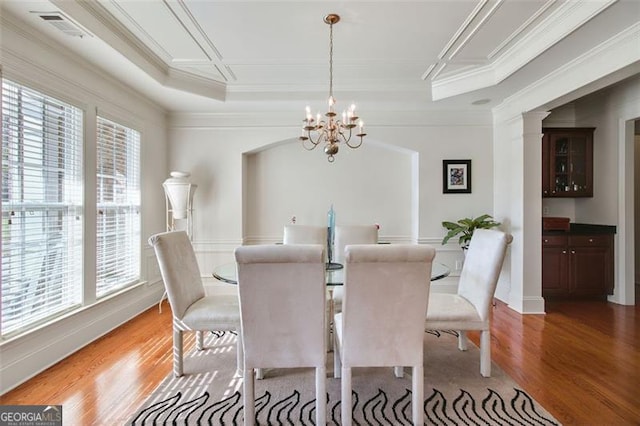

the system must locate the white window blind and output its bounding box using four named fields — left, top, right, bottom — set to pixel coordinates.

left=1, top=79, right=84, bottom=337
left=96, top=116, right=140, bottom=297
